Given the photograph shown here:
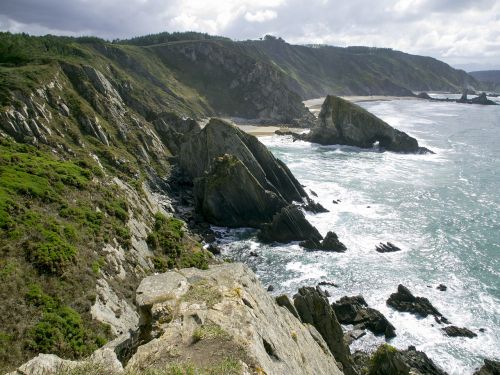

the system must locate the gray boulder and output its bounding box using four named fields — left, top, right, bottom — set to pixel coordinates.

left=301, top=95, right=432, bottom=153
